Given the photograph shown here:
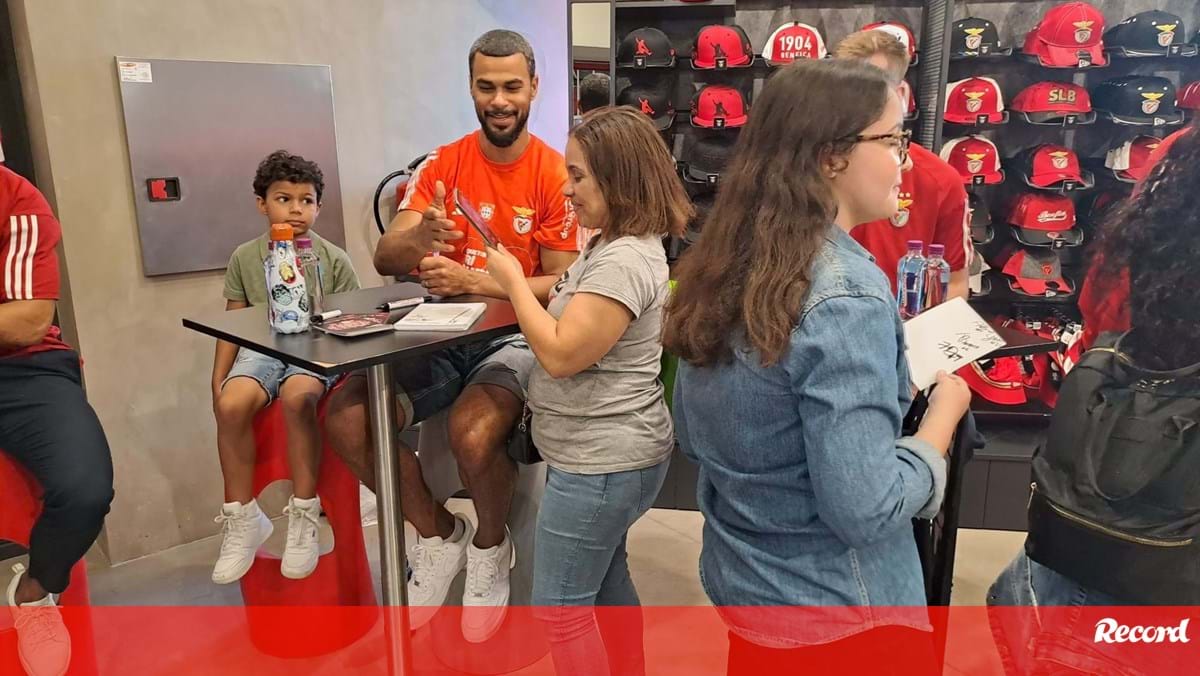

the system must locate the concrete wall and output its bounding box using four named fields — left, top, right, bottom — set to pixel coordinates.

left=8, top=0, right=568, bottom=563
